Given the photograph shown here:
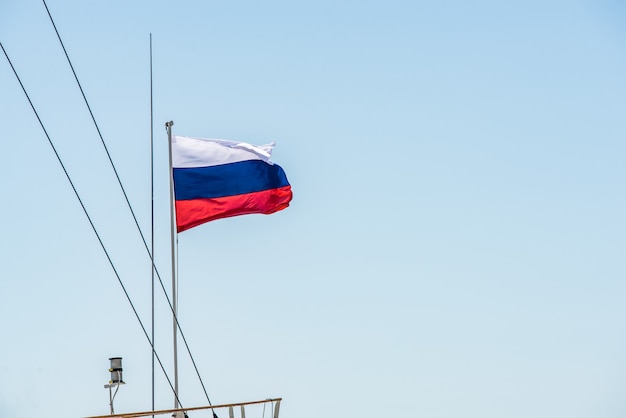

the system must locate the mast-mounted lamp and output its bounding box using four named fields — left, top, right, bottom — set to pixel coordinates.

left=109, top=357, right=125, bottom=384
left=104, top=356, right=125, bottom=414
